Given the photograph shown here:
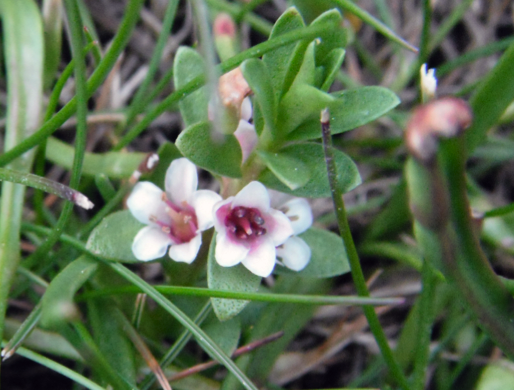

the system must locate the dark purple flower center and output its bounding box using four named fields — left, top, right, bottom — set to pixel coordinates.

left=224, top=206, right=266, bottom=241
